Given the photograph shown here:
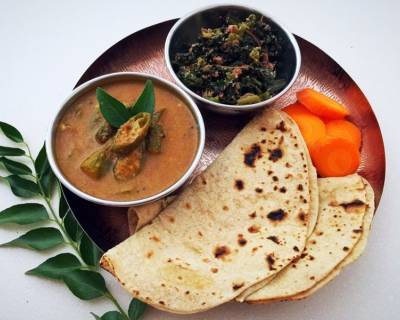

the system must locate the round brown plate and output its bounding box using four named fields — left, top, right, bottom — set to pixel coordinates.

left=62, top=19, right=385, bottom=251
